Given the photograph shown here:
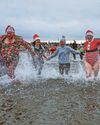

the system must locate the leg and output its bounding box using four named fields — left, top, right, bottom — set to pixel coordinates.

left=93, top=60, right=100, bottom=77
left=59, top=64, right=64, bottom=75
left=80, top=53, right=83, bottom=60
left=65, top=63, right=70, bottom=75
left=6, top=58, right=18, bottom=79
left=73, top=53, right=76, bottom=60
left=6, top=63, right=15, bottom=79
left=38, top=61, right=43, bottom=75
left=32, top=56, right=37, bottom=69
left=85, top=61, right=93, bottom=78
left=0, top=60, right=4, bottom=76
